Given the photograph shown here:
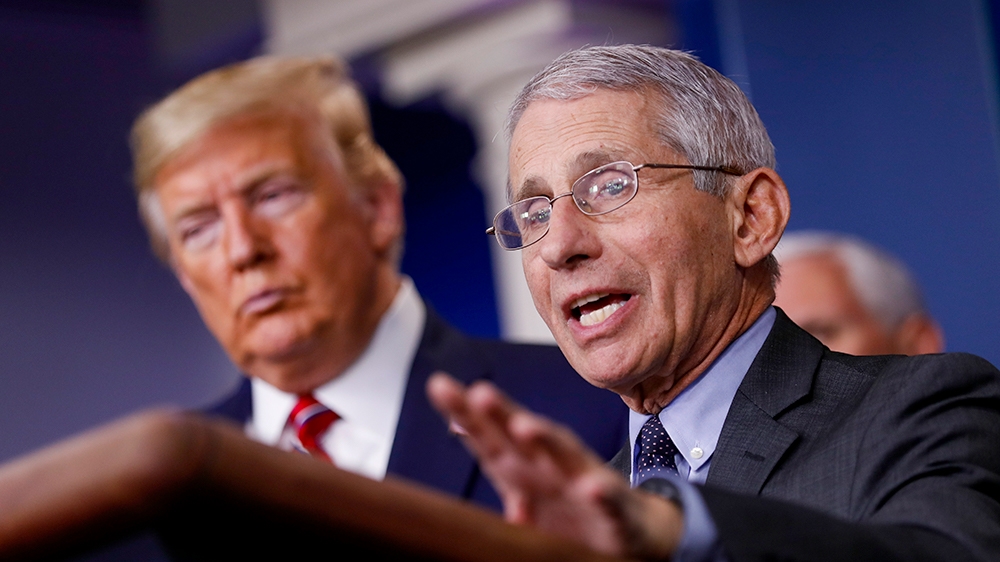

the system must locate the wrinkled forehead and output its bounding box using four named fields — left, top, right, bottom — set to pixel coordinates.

left=508, top=149, right=634, bottom=203
left=505, top=93, right=669, bottom=203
